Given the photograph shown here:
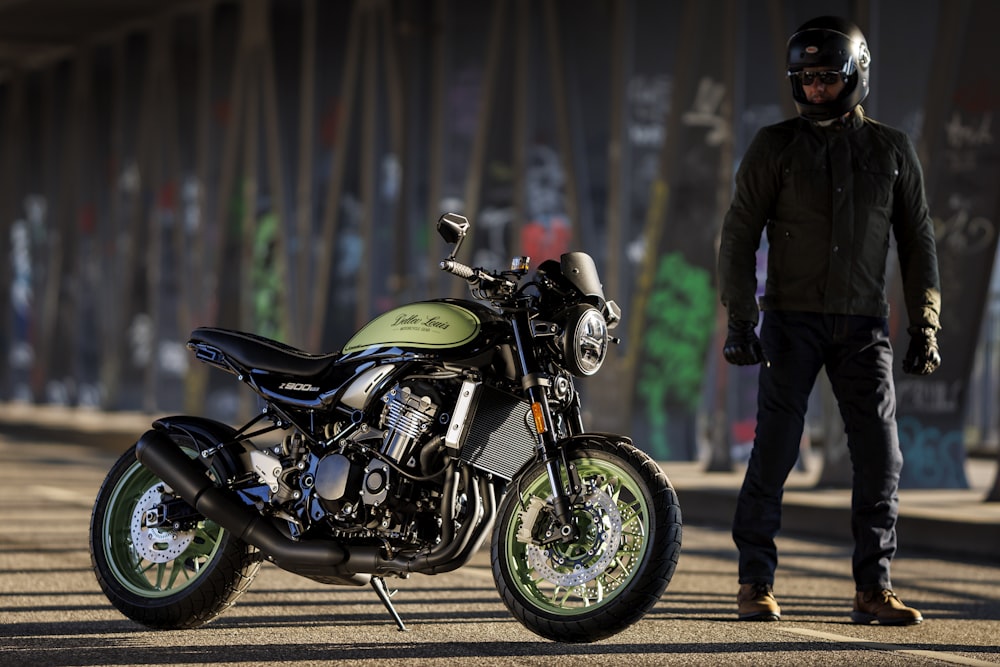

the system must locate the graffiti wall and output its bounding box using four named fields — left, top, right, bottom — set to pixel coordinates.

left=890, top=0, right=1000, bottom=488
left=1, top=0, right=998, bottom=488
